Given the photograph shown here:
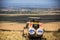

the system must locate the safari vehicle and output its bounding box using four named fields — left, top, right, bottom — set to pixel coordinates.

left=22, top=17, right=46, bottom=40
